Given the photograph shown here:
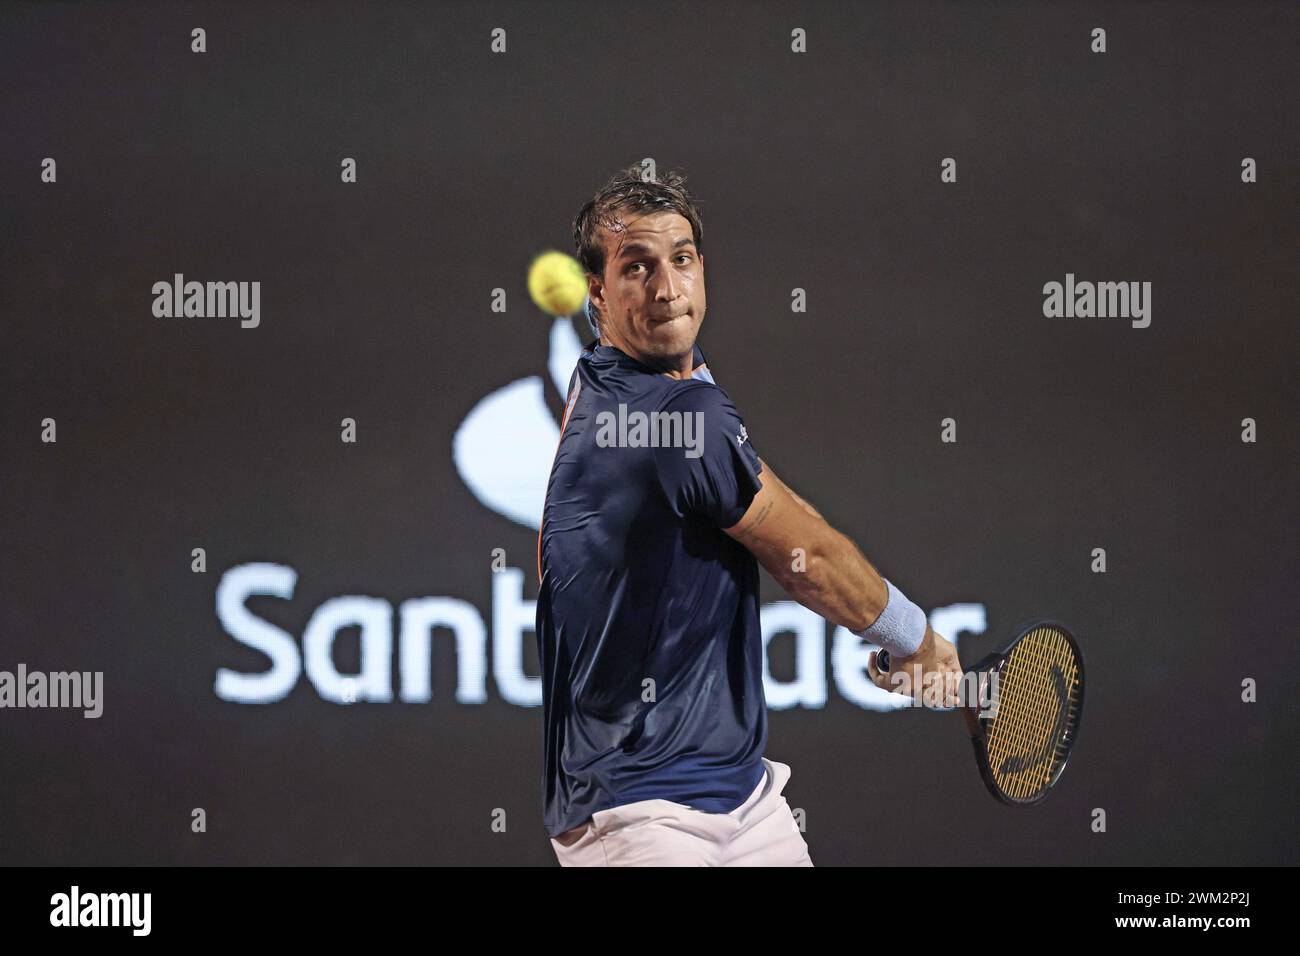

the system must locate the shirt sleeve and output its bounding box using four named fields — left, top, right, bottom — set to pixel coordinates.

left=653, top=384, right=764, bottom=527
